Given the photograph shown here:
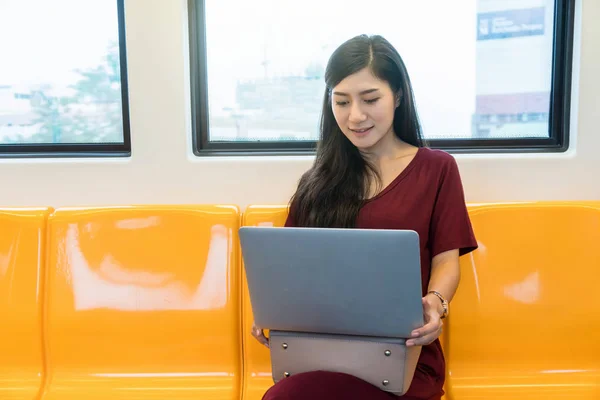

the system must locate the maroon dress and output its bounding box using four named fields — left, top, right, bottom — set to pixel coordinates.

left=263, top=147, right=478, bottom=400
